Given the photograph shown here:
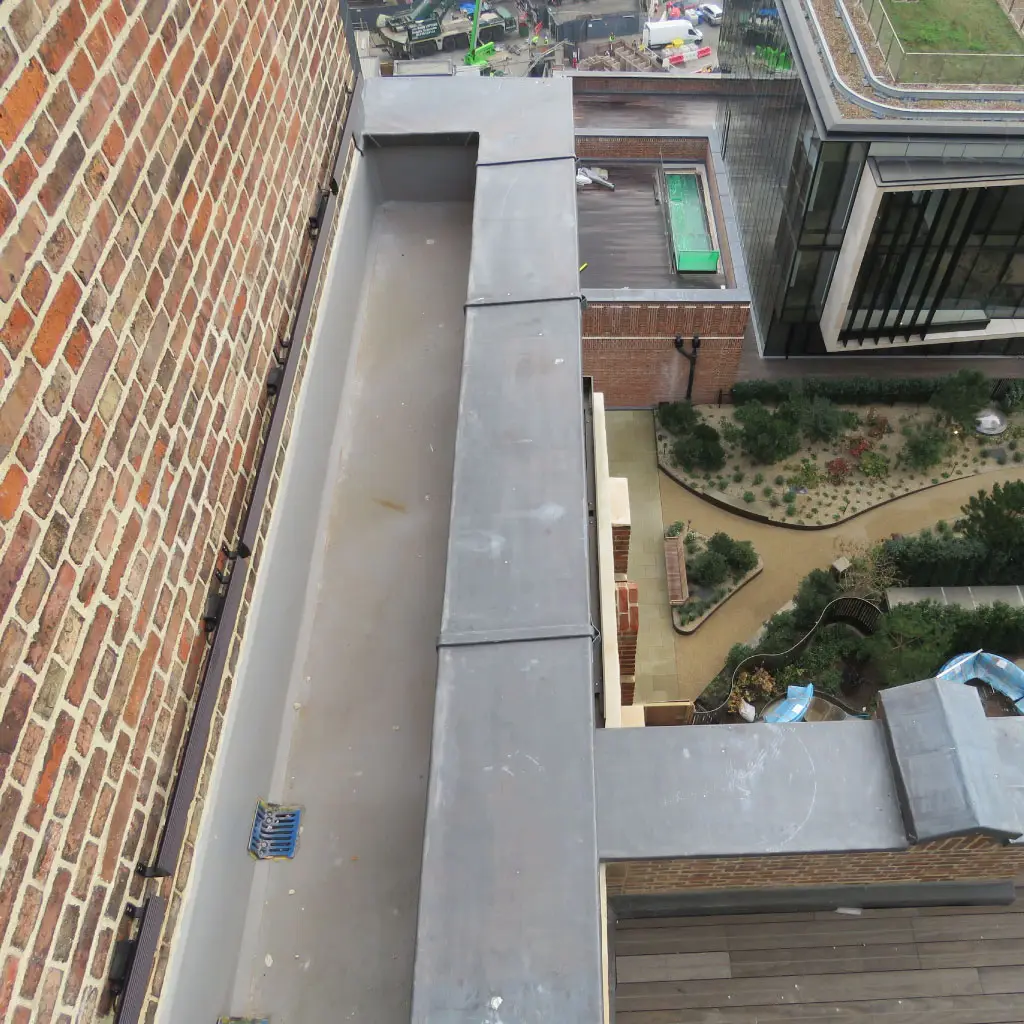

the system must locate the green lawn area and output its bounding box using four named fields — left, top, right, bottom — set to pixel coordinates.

left=879, top=0, right=1024, bottom=55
